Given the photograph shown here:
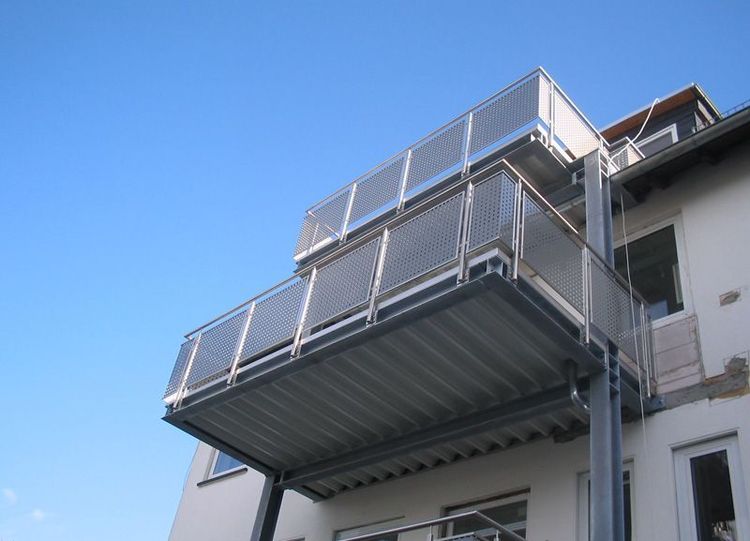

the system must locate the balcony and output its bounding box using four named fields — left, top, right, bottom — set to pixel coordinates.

left=163, top=154, right=657, bottom=499
left=292, top=68, right=638, bottom=263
